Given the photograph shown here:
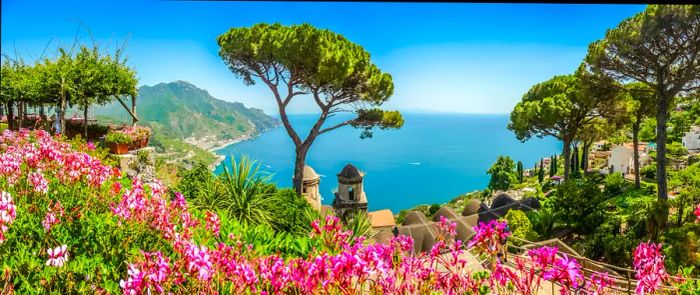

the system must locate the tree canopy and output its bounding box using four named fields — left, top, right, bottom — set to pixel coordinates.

left=508, top=67, right=621, bottom=180
left=487, top=155, right=516, bottom=192
left=585, top=5, right=700, bottom=228
left=1, top=44, right=138, bottom=134
left=218, top=23, right=403, bottom=194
